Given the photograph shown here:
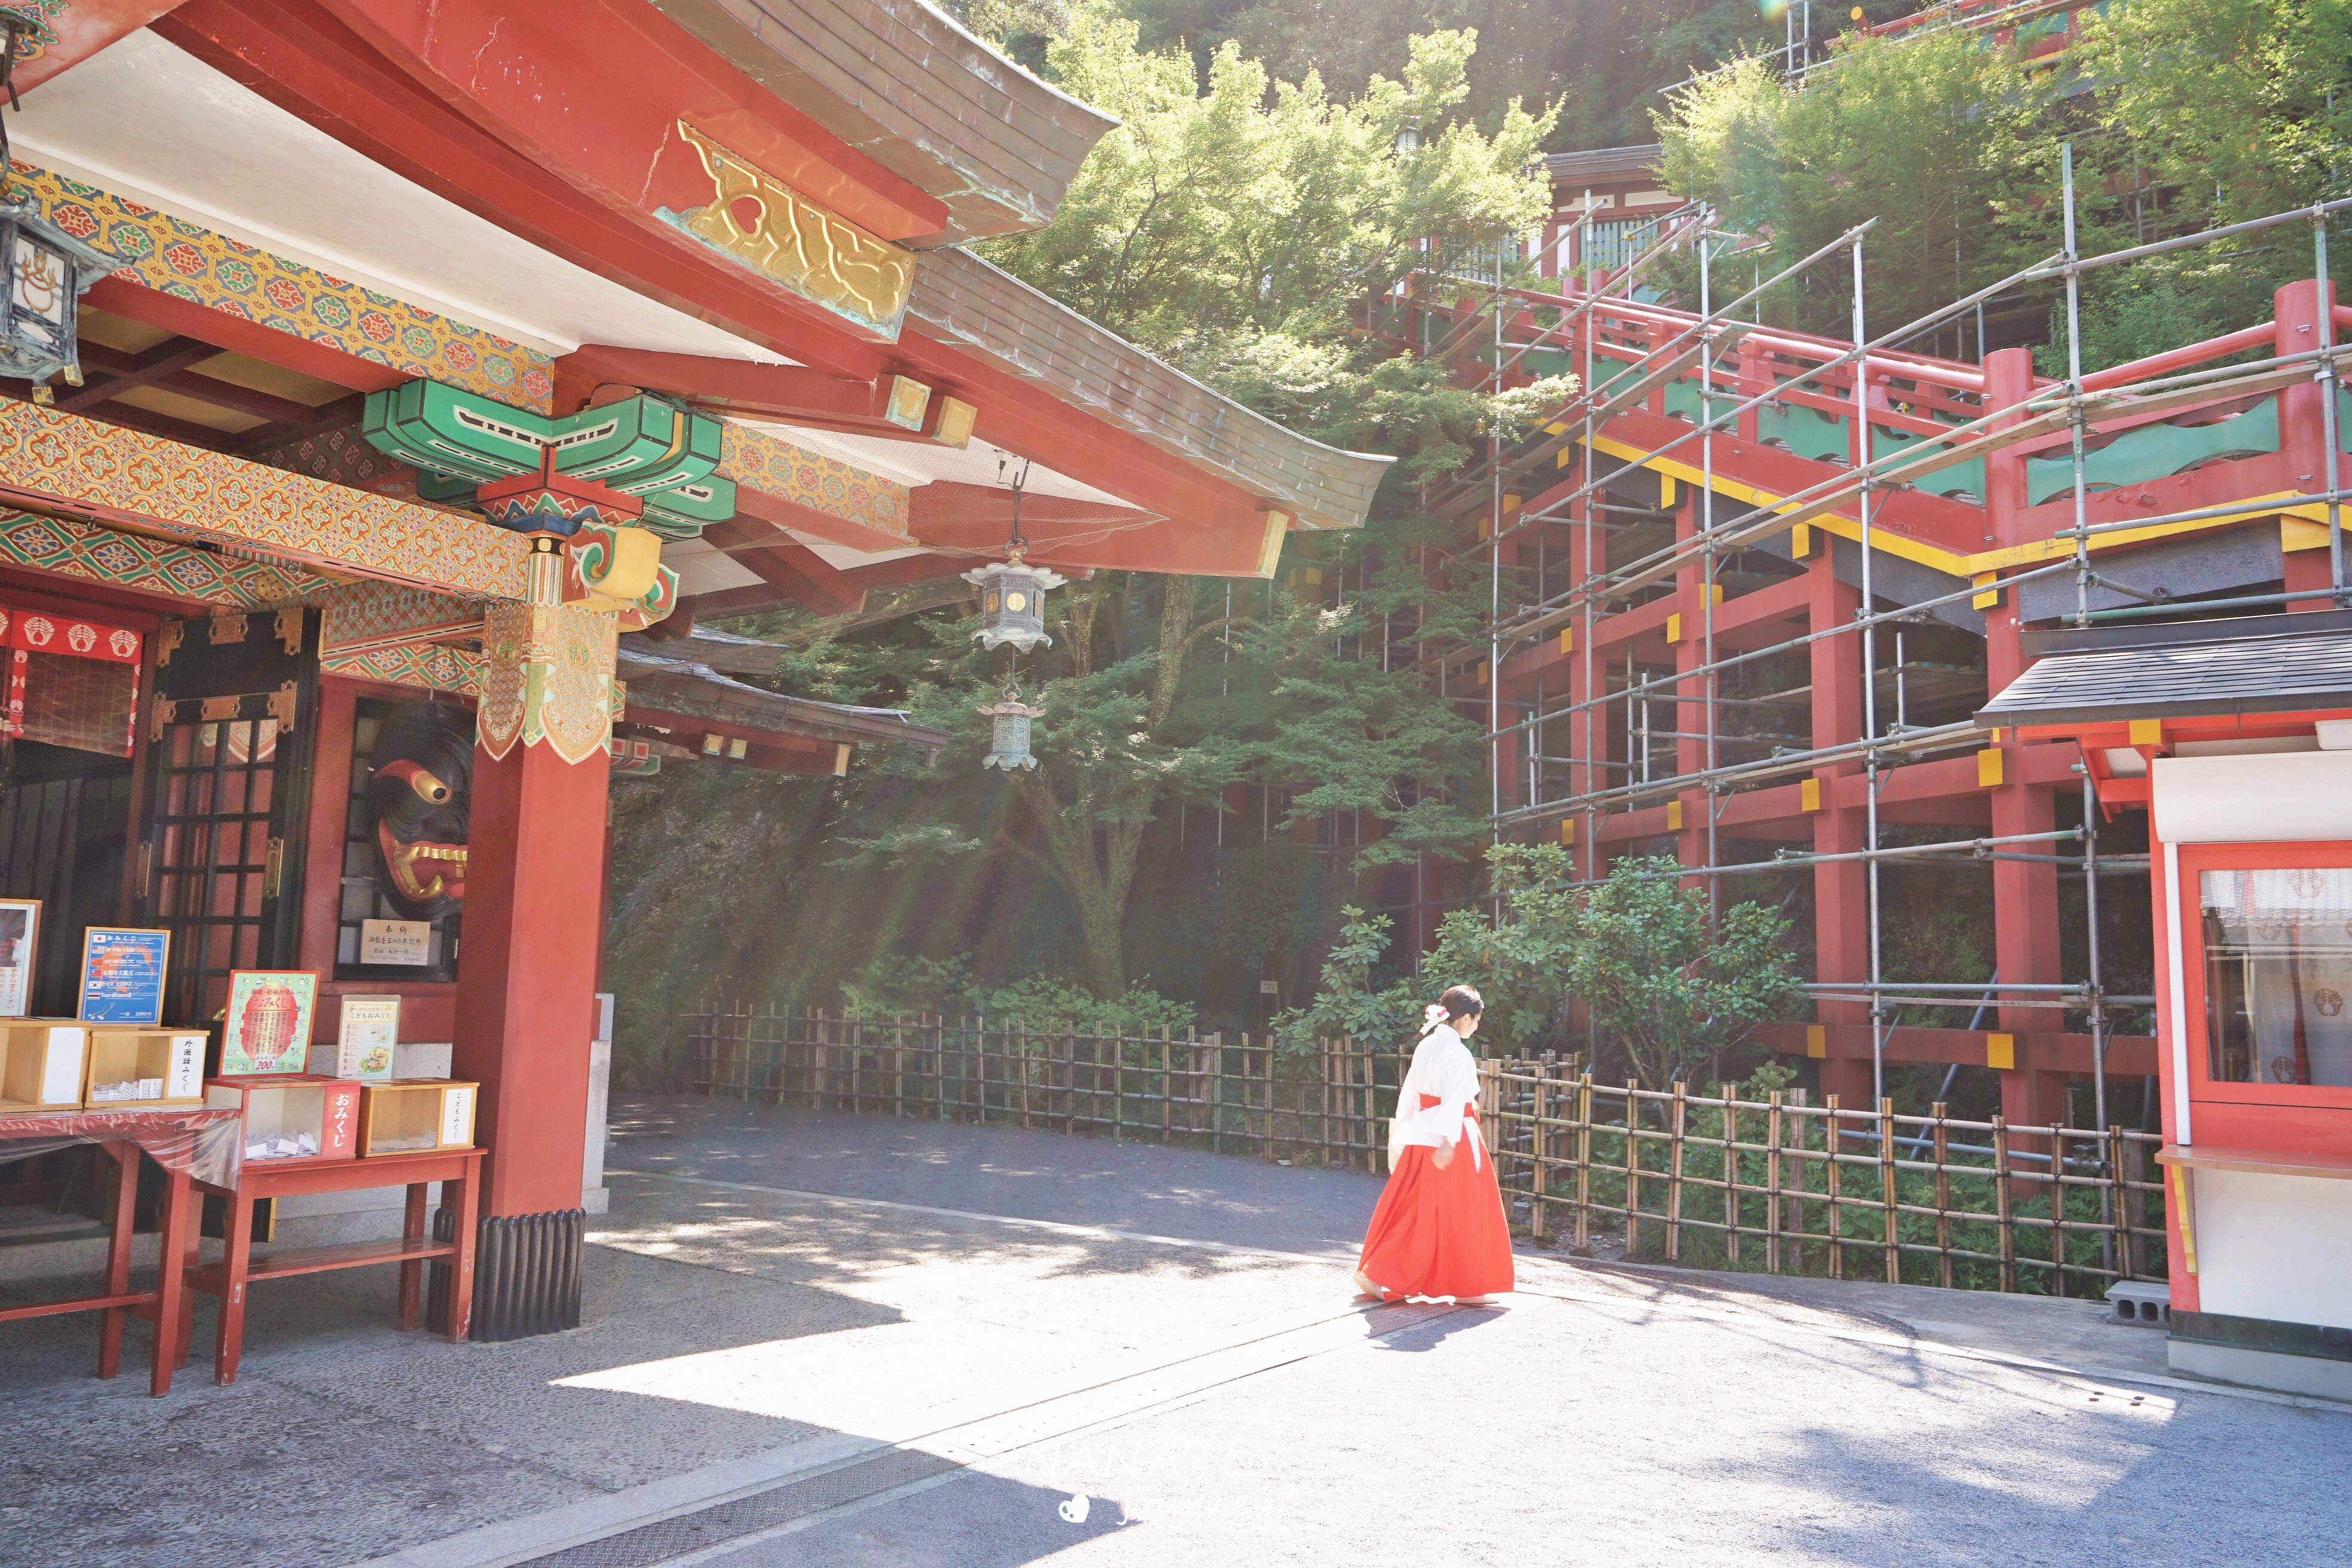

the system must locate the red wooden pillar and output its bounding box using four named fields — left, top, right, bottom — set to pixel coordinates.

left=1673, top=492, right=1708, bottom=880
left=2278, top=280, right=2341, bottom=613
left=449, top=545, right=617, bottom=1339
left=1808, top=552, right=1872, bottom=1104
left=1983, top=348, right=2035, bottom=549
left=1983, top=598, right=2069, bottom=1150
